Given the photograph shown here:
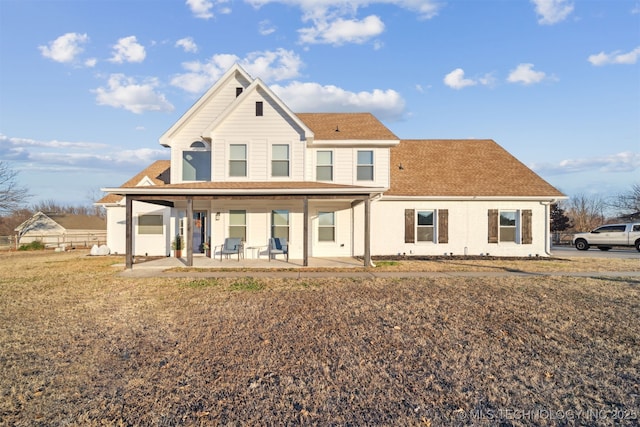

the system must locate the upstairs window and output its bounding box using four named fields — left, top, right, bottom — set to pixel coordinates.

left=182, top=141, right=211, bottom=181
left=357, top=150, right=374, bottom=181
left=229, top=144, right=247, bottom=177
left=272, top=144, right=289, bottom=177
left=317, top=151, right=333, bottom=181
left=256, top=101, right=263, bottom=116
